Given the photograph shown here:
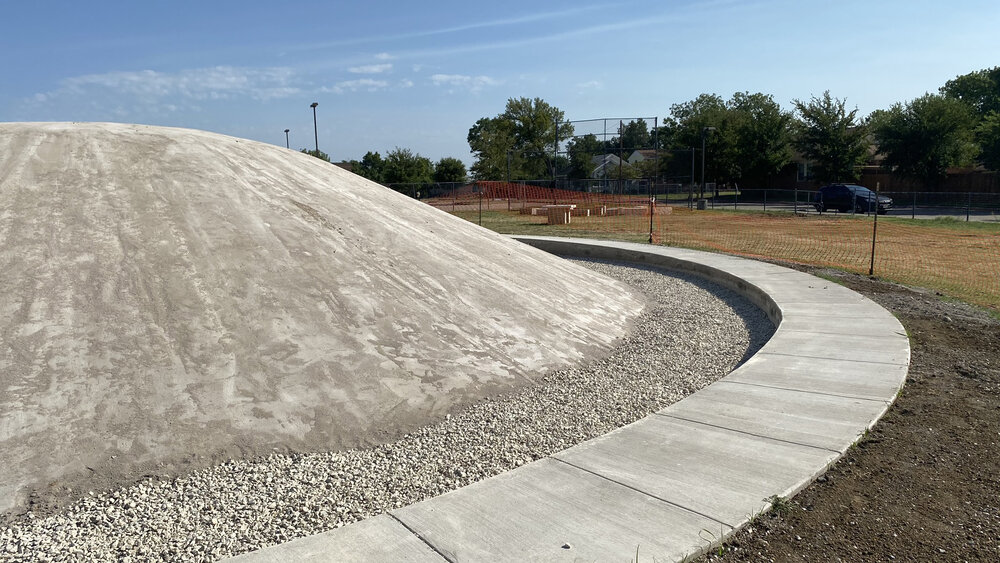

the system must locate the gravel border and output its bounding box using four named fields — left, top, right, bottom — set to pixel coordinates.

left=0, top=259, right=775, bottom=562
